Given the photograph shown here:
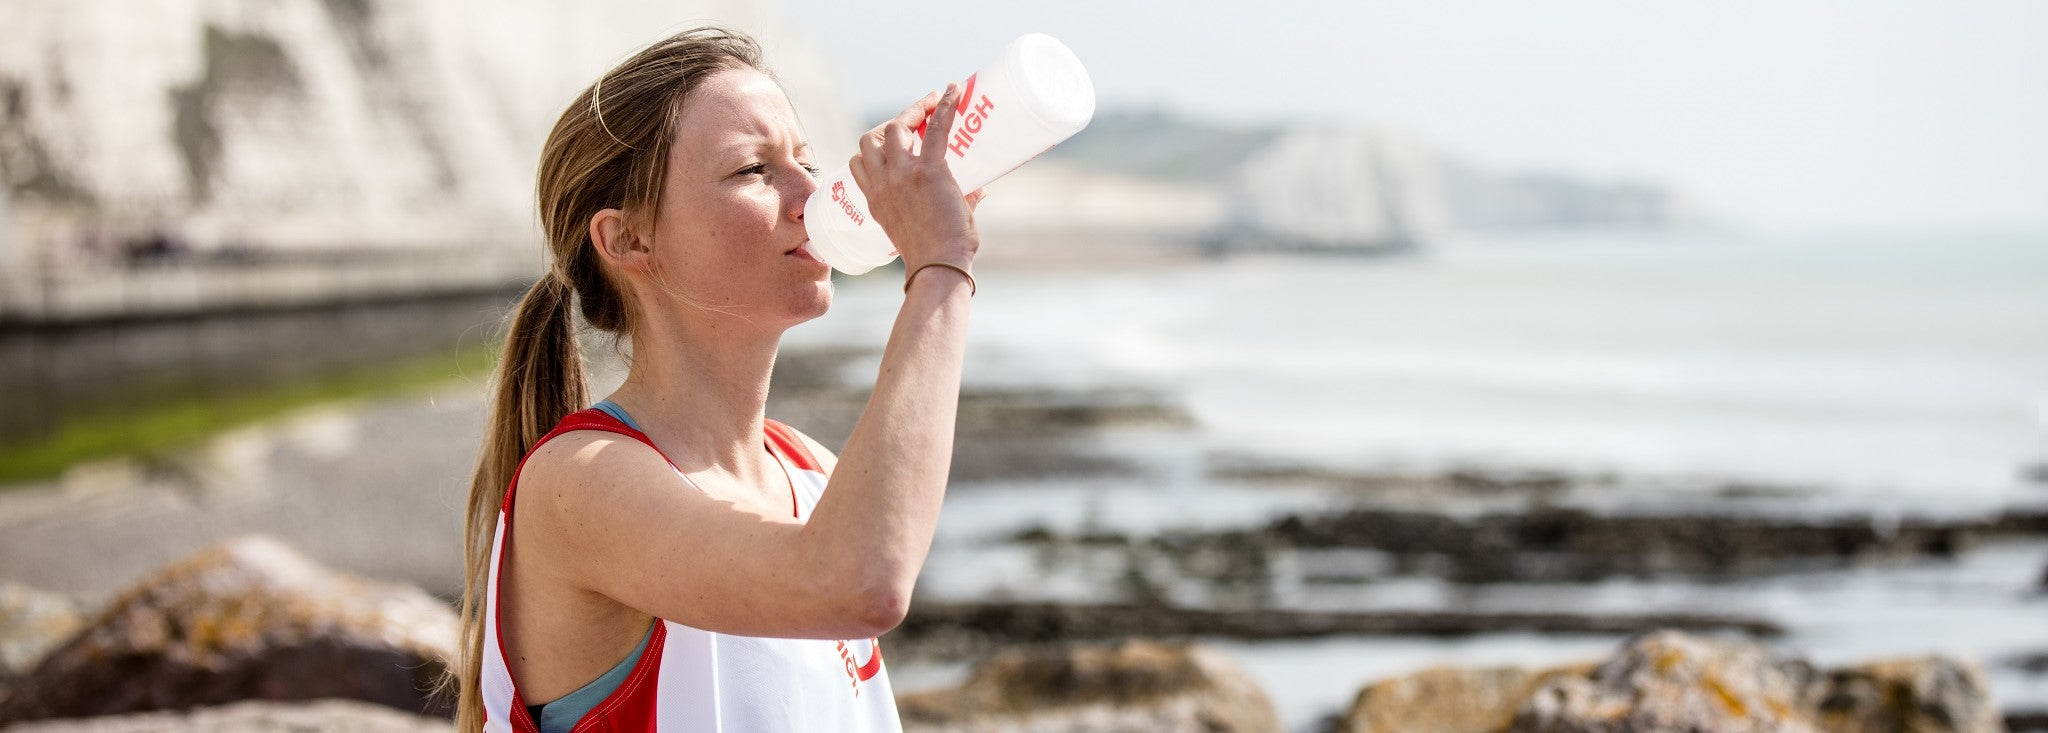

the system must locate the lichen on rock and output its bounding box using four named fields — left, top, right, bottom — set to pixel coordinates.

left=0, top=535, right=457, bottom=725
left=898, top=639, right=1281, bottom=732
left=1337, top=630, right=2006, bottom=733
